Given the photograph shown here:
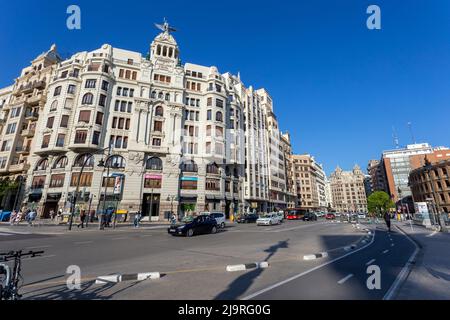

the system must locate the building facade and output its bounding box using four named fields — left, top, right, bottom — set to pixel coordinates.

left=0, top=45, right=61, bottom=210
left=329, top=165, right=368, bottom=213
left=367, top=159, right=388, bottom=194
left=409, top=157, right=450, bottom=214
left=280, top=133, right=296, bottom=209
left=293, top=154, right=319, bottom=211
left=8, top=23, right=292, bottom=220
